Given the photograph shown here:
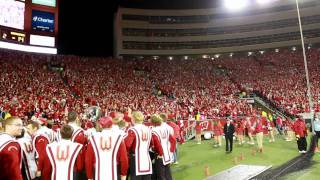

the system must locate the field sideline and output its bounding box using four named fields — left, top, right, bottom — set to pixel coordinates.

left=172, top=136, right=301, bottom=180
